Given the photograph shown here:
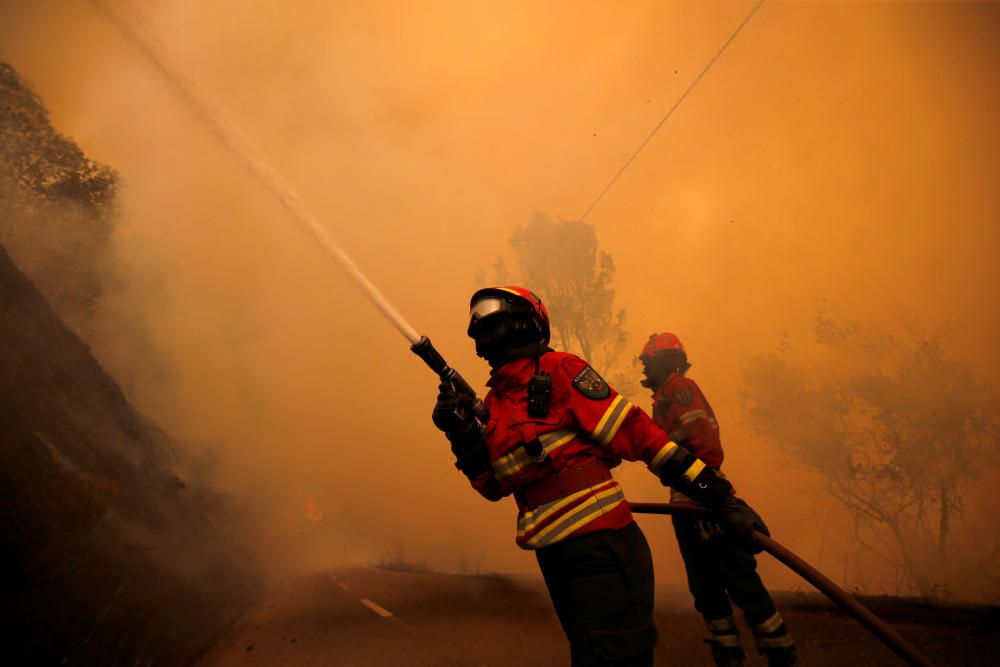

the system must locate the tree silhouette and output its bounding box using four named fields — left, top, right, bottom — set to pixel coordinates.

left=483, top=211, right=633, bottom=390
left=0, top=62, right=119, bottom=328
left=741, top=309, right=1000, bottom=597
